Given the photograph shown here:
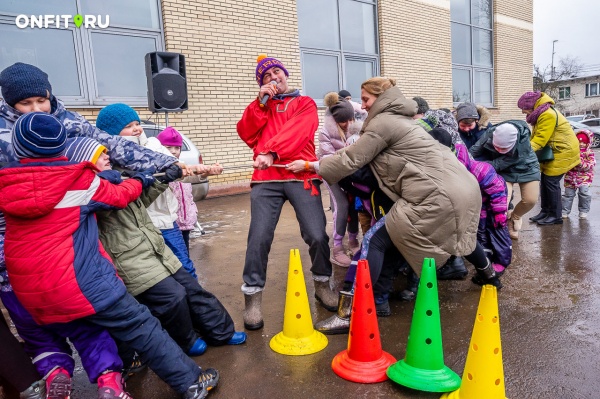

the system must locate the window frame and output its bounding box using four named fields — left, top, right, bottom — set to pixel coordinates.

left=585, top=82, right=600, bottom=98
left=0, top=0, right=164, bottom=107
left=298, top=0, right=380, bottom=105
left=558, top=86, right=571, bottom=100
left=450, top=0, right=494, bottom=107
